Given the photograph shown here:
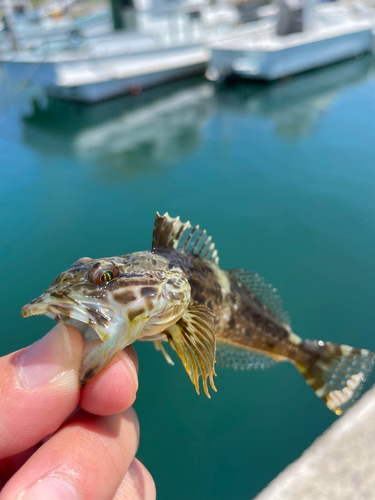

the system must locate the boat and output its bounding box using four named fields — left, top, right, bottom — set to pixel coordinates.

left=0, top=0, right=237, bottom=103
left=0, top=0, right=112, bottom=52
left=206, top=2, right=375, bottom=82
left=0, top=31, right=210, bottom=102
